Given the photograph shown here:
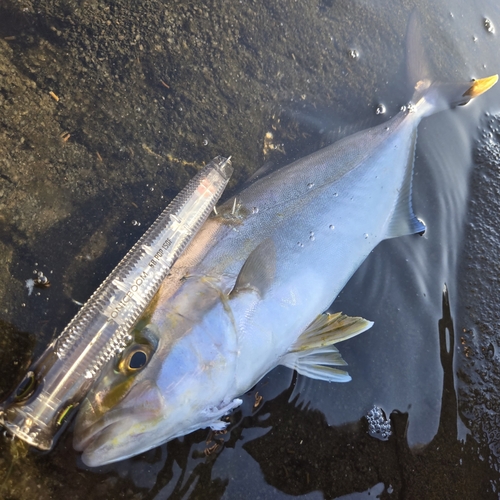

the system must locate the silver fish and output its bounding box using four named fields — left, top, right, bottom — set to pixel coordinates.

left=73, top=17, right=497, bottom=466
